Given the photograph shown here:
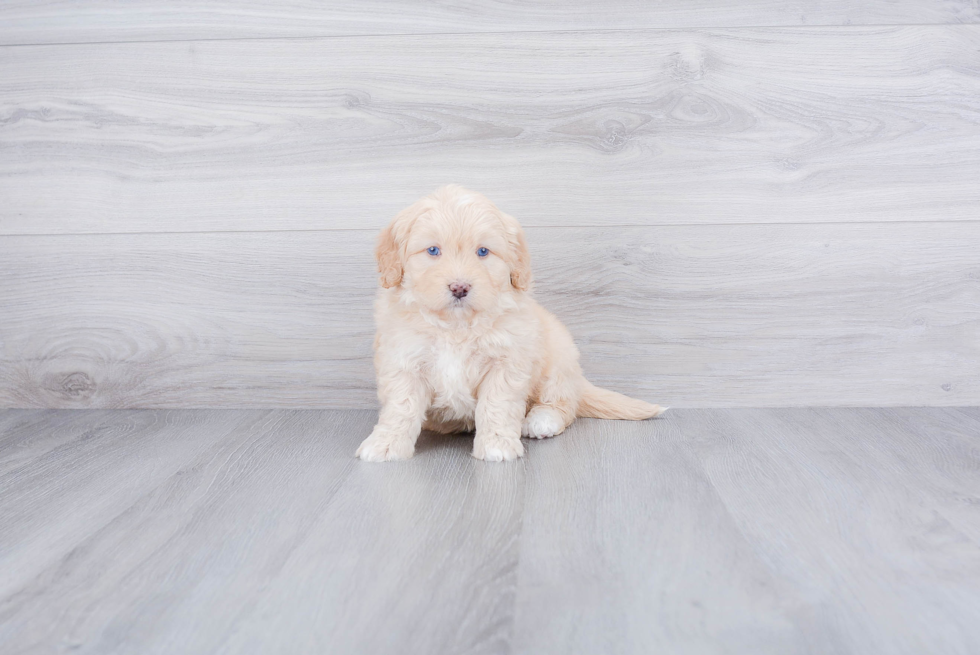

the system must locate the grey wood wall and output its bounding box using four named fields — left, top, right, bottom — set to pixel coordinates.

left=1, top=2, right=979, bottom=409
